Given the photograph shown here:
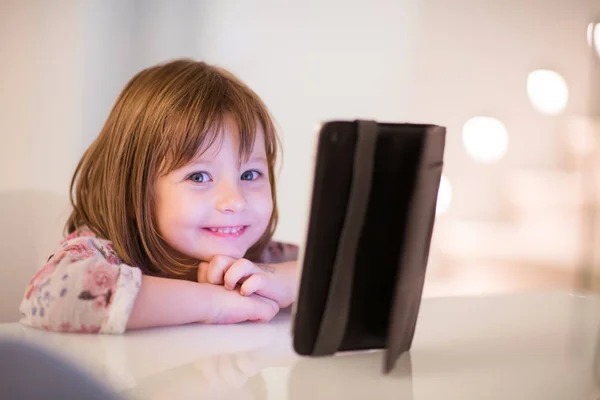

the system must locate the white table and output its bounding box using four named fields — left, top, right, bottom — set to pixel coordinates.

left=1, top=290, right=600, bottom=399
